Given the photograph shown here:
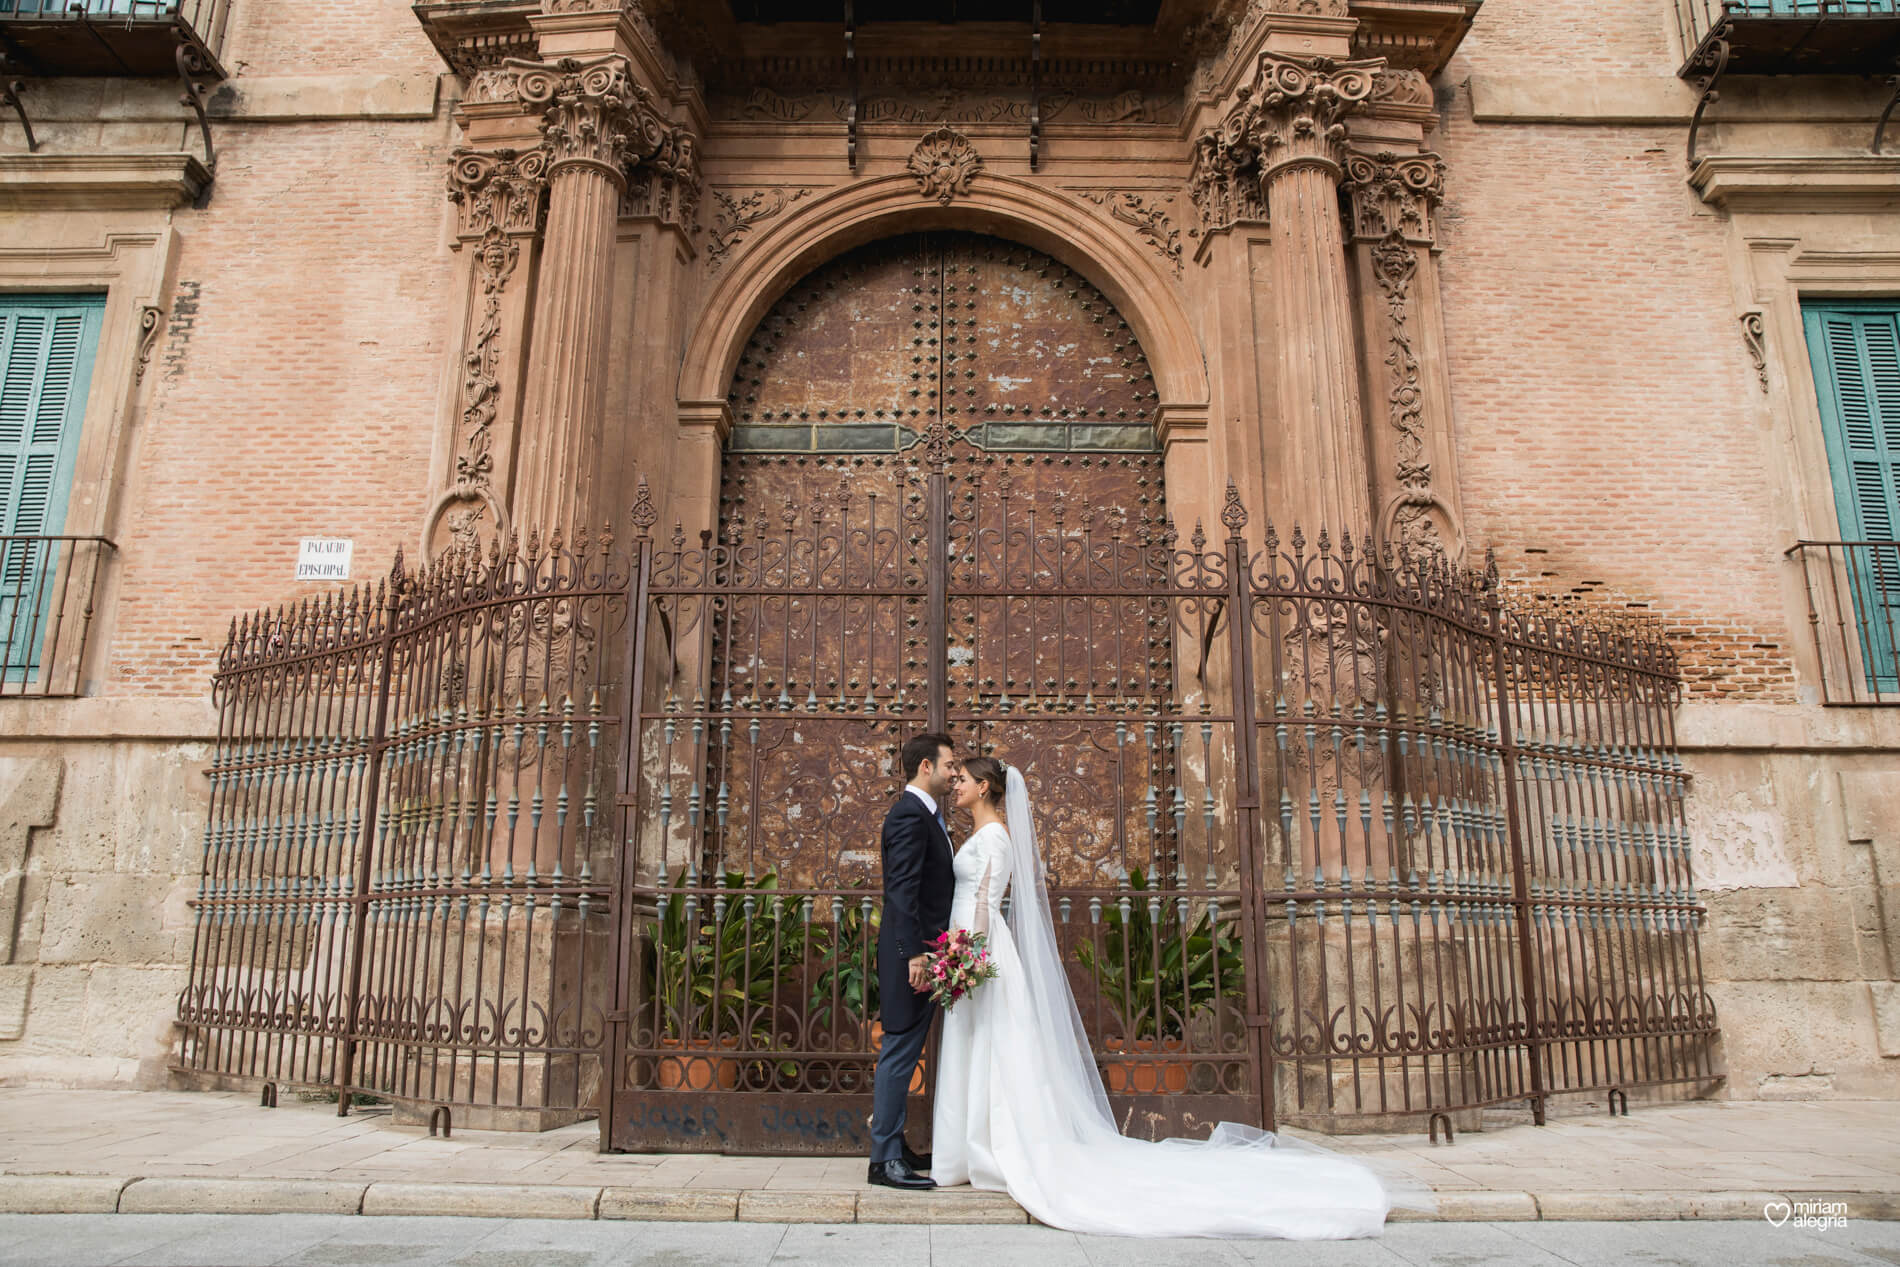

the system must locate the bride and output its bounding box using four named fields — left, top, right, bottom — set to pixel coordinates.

left=928, top=755, right=1414, bottom=1240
